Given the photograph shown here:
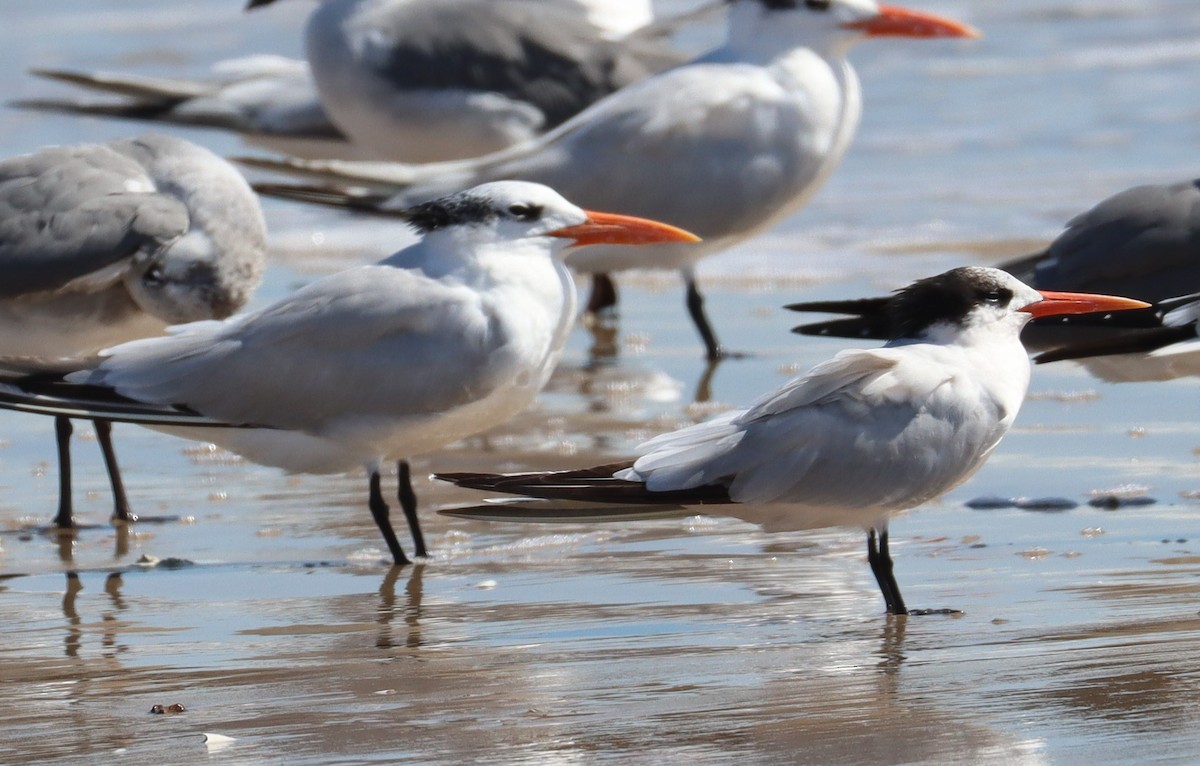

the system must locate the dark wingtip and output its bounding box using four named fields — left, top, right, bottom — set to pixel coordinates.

left=249, top=181, right=401, bottom=216
left=1034, top=325, right=1198, bottom=364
